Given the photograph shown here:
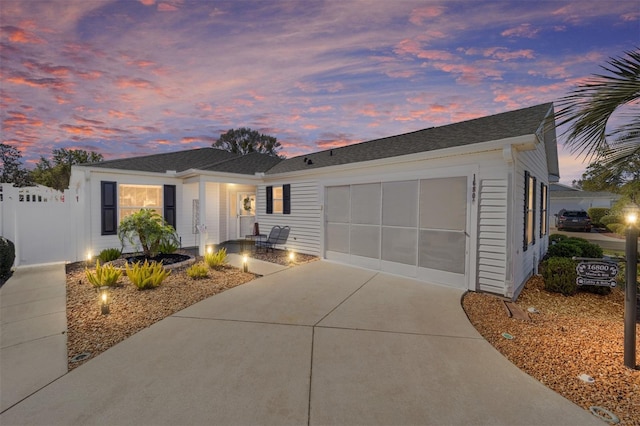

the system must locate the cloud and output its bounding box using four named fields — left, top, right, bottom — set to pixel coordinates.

left=409, top=6, right=445, bottom=25
left=501, top=23, right=540, bottom=38
left=1, top=25, right=45, bottom=44
left=460, top=47, right=535, bottom=61
left=180, top=136, right=216, bottom=144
